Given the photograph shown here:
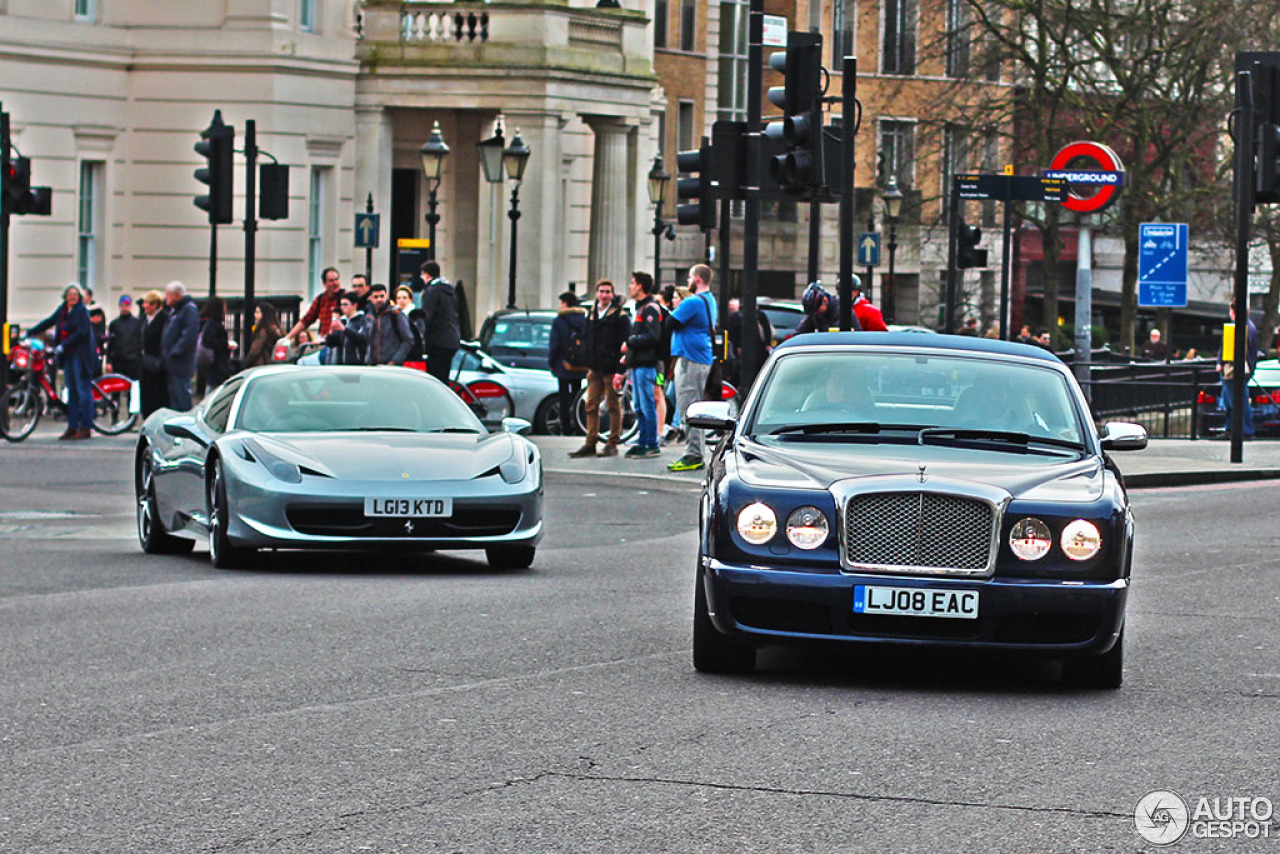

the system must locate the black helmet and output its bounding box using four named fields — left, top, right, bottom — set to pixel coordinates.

left=802, top=281, right=828, bottom=314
